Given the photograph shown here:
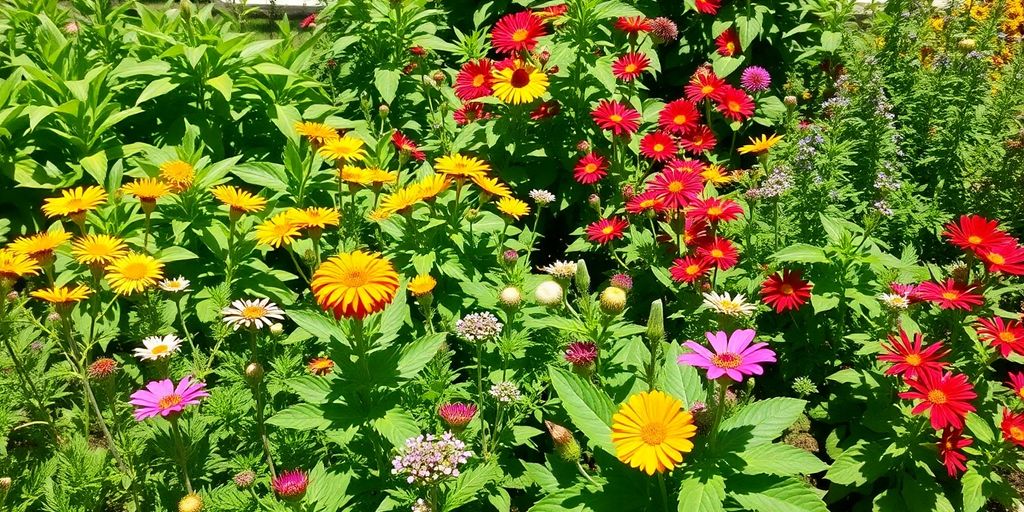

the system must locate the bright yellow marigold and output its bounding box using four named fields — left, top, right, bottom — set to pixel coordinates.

left=41, top=186, right=107, bottom=220
left=0, top=249, right=41, bottom=282
left=496, top=197, right=530, bottom=220
left=105, top=252, right=164, bottom=295
left=290, top=207, right=341, bottom=230
left=319, top=135, right=368, bottom=164
left=491, top=61, right=549, bottom=105
left=211, top=185, right=267, bottom=215
left=294, top=121, right=339, bottom=146
left=311, top=250, right=400, bottom=319
left=471, top=175, right=511, bottom=198
left=412, top=175, right=451, bottom=202
left=71, top=234, right=128, bottom=266
left=434, top=154, right=490, bottom=179
left=159, top=160, right=195, bottom=192
left=611, top=390, right=697, bottom=475
left=8, top=231, right=73, bottom=261
left=407, top=274, right=437, bottom=296
left=254, top=213, right=301, bottom=248
left=122, top=178, right=173, bottom=203
left=737, top=134, right=783, bottom=155
left=31, top=284, right=92, bottom=304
